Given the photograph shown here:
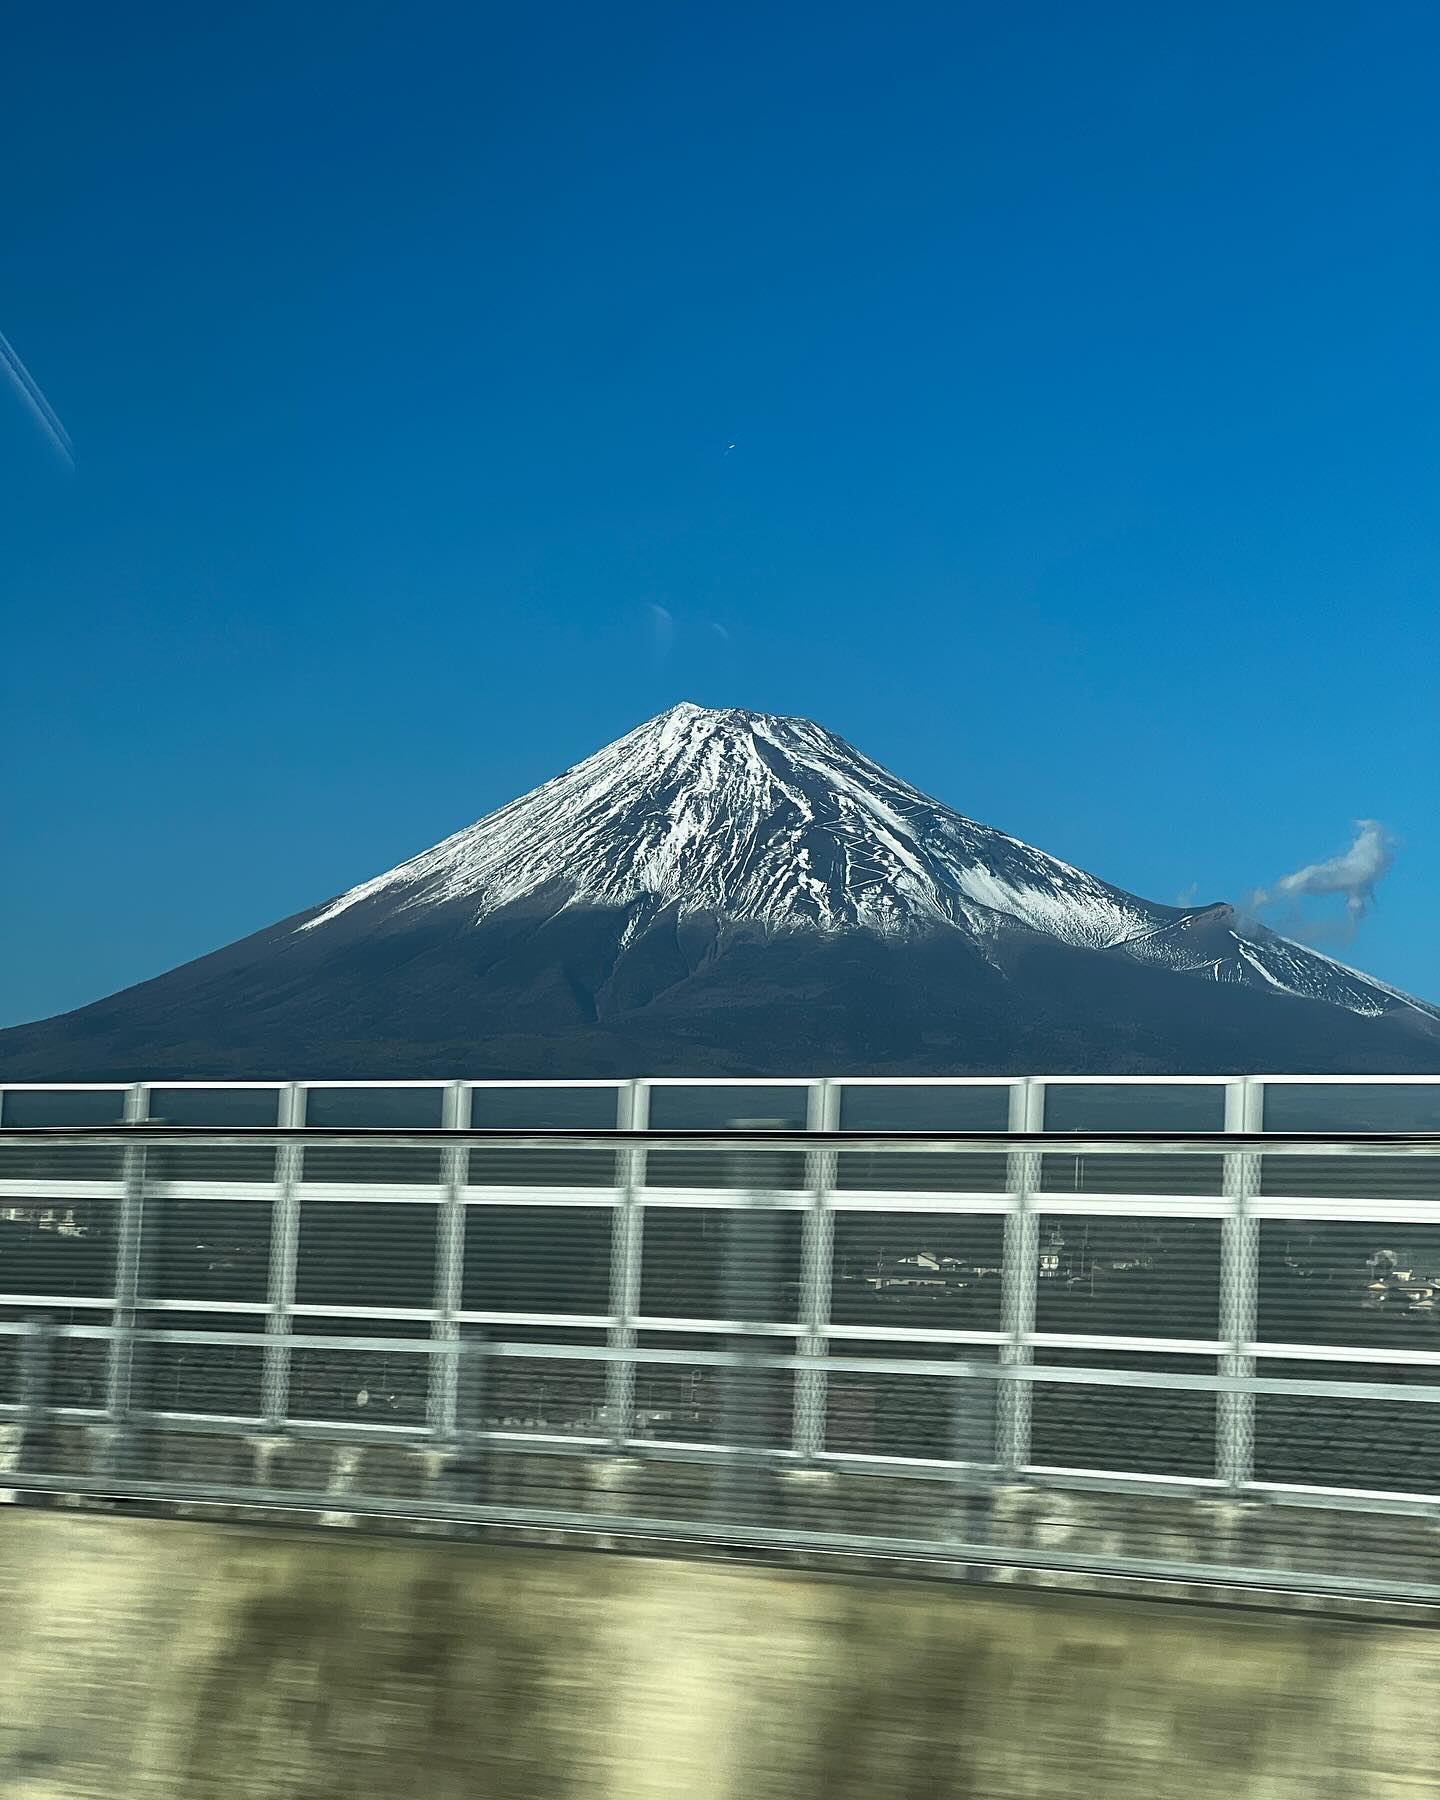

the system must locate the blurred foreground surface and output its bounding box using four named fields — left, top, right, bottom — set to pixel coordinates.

left=0, top=1508, right=1435, bottom=1800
